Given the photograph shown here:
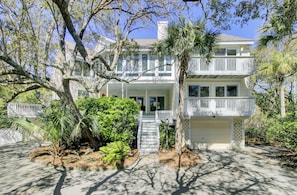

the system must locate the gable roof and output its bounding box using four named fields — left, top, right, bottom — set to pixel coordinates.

left=218, top=34, right=254, bottom=45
